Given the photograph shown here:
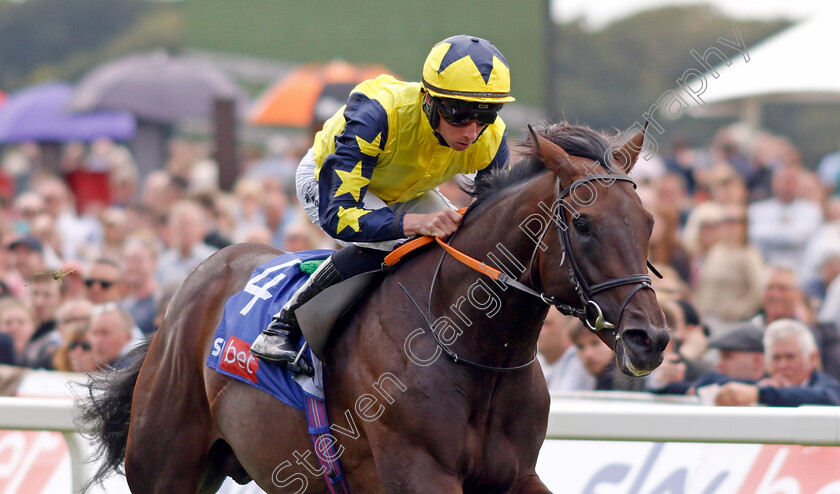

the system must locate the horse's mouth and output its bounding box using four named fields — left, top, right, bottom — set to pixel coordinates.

left=617, top=350, right=655, bottom=377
